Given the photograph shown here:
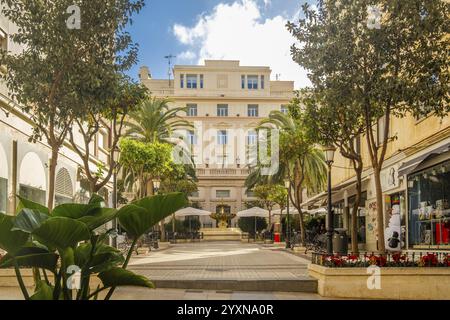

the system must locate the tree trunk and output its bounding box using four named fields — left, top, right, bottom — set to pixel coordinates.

left=374, top=166, right=386, bottom=253
left=47, top=148, right=59, bottom=210
left=351, top=168, right=362, bottom=254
